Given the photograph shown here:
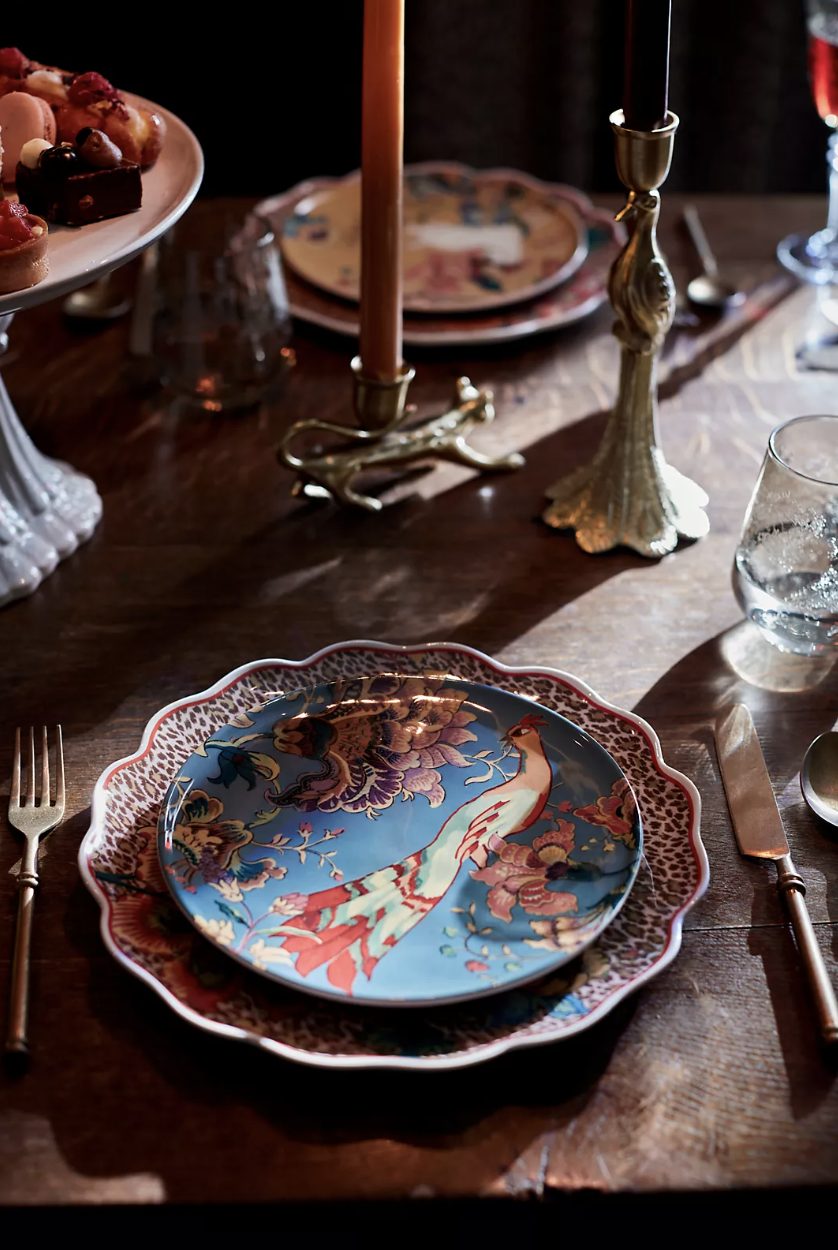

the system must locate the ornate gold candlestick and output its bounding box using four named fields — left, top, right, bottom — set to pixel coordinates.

left=279, top=358, right=524, bottom=512
left=542, top=110, right=709, bottom=556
